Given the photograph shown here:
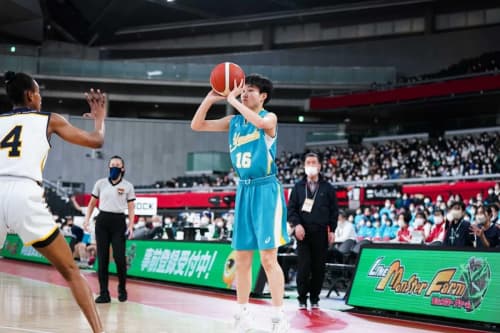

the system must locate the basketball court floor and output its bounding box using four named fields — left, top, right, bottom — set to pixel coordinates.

left=0, top=258, right=489, bottom=333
